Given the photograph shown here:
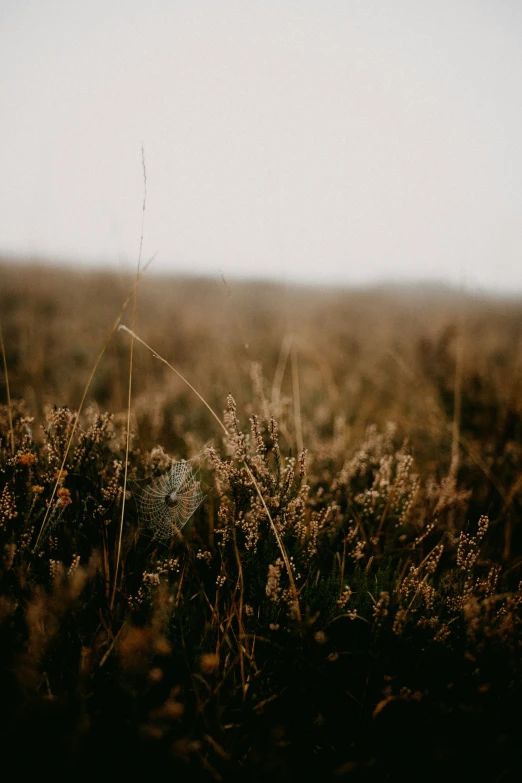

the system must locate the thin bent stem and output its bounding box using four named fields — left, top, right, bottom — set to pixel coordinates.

left=450, top=317, right=464, bottom=479
left=118, top=325, right=227, bottom=436
left=0, top=318, right=14, bottom=455
left=291, top=337, right=303, bottom=455
left=272, top=333, right=292, bottom=408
